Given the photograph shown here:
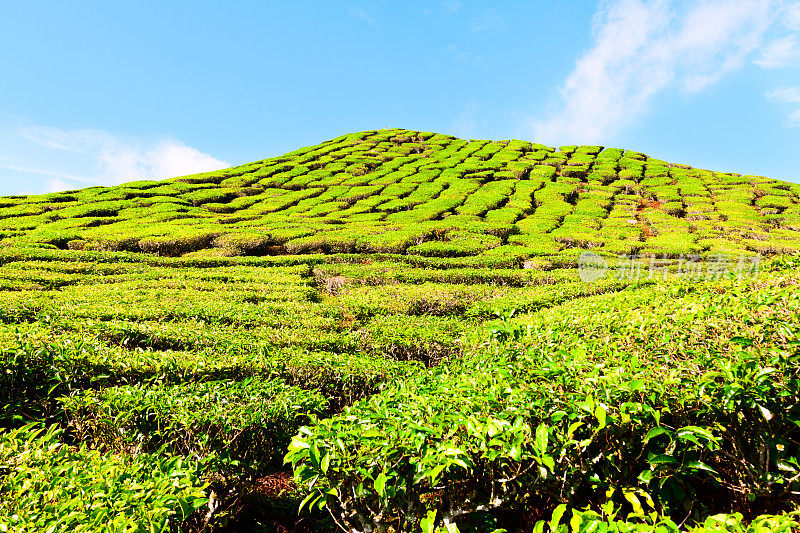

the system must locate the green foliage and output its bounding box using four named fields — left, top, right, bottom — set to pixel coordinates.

left=63, top=377, right=327, bottom=473
left=212, top=230, right=273, bottom=255
left=1, top=129, right=795, bottom=260
left=531, top=505, right=800, bottom=533
left=0, top=336, right=109, bottom=426
left=408, top=231, right=502, bottom=257
left=0, top=424, right=208, bottom=532
left=288, top=275, right=800, bottom=531
left=1, top=129, right=800, bottom=531
left=640, top=234, right=704, bottom=258
left=138, top=230, right=219, bottom=256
